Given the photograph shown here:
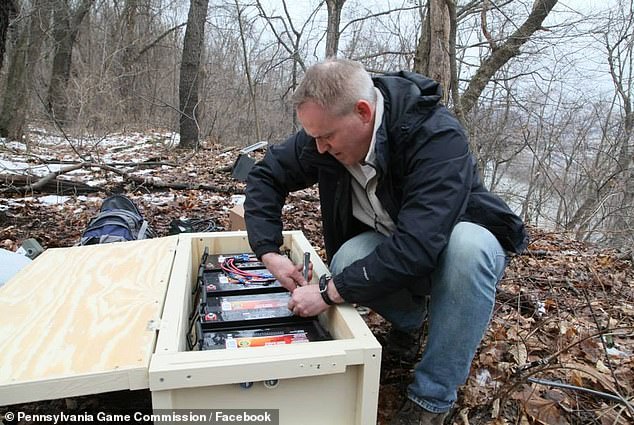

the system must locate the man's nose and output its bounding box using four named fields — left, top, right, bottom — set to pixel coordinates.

left=315, top=139, right=328, bottom=154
